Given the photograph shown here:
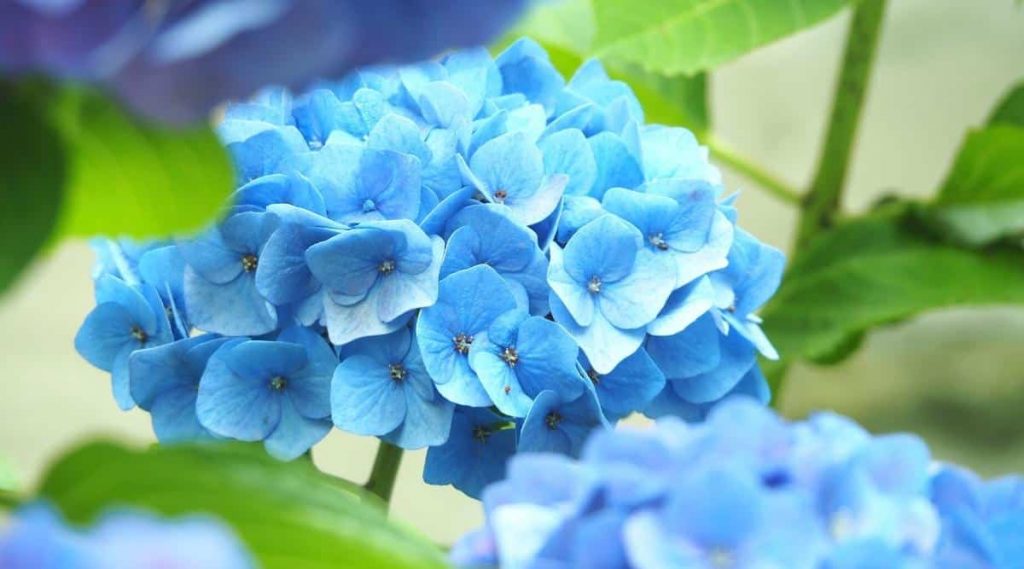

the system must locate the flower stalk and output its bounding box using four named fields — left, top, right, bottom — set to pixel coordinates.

left=365, top=441, right=404, bottom=508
